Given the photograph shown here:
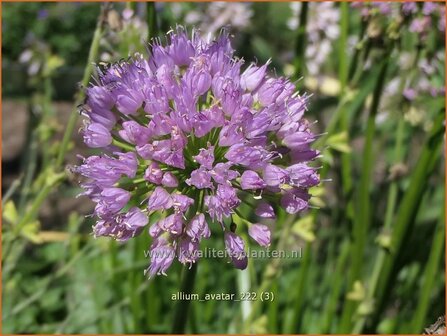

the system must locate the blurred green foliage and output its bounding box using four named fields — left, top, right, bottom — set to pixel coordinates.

left=2, top=2, right=99, bottom=65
